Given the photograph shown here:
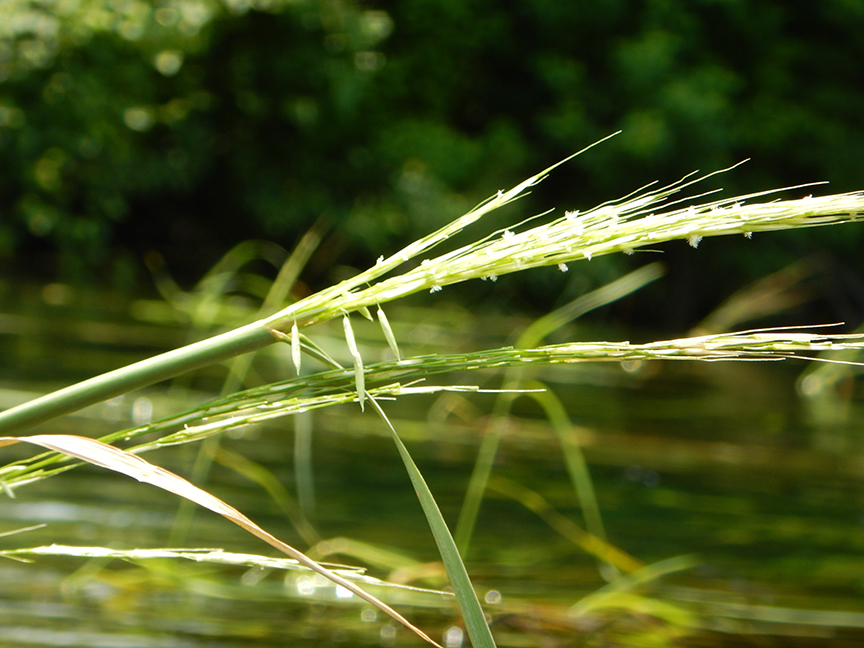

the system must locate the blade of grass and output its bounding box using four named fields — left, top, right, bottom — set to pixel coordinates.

left=520, top=383, right=615, bottom=579
left=368, top=397, right=496, bottom=648
left=294, top=410, right=316, bottom=520
left=485, top=475, right=642, bottom=573
left=310, top=537, right=425, bottom=573
left=213, top=446, right=320, bottom=546
left=260, top=221, right=326, bottom=317
left=569, top=555, right=699, bottom=619
left=453, top=396, right=513, bottom=557
left=516, top=263, right=665, bottom=349
left=0, top=523, right=46, bottom=540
